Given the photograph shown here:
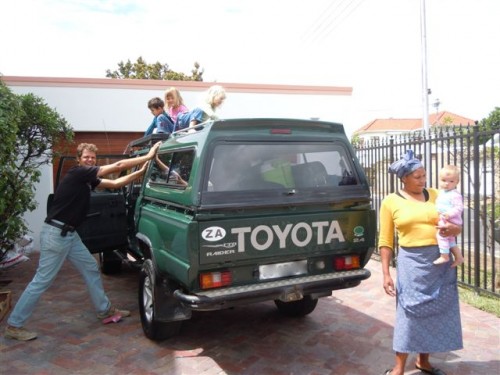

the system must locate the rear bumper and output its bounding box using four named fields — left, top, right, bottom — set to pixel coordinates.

left=173, top=268, right=370, bottom=310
